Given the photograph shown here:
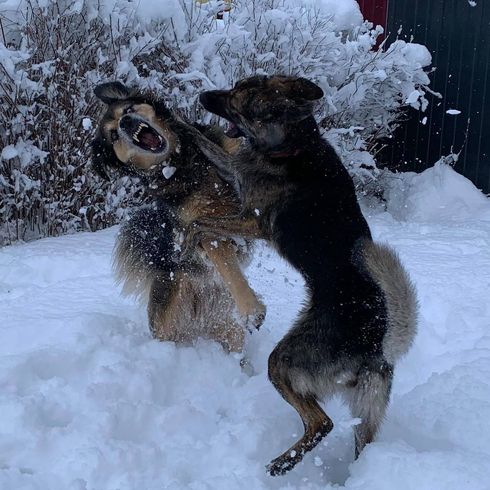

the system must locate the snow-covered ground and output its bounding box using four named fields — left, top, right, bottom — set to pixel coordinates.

left=1, top=164, right=490, bottom=490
